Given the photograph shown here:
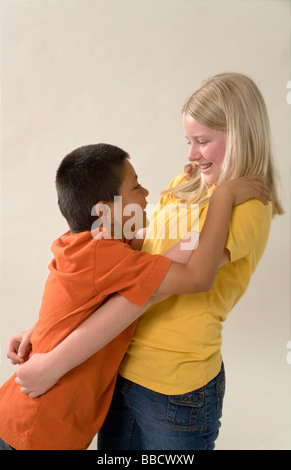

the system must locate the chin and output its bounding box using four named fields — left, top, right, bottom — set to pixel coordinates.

left=202, top=175, right=217, bottom=185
